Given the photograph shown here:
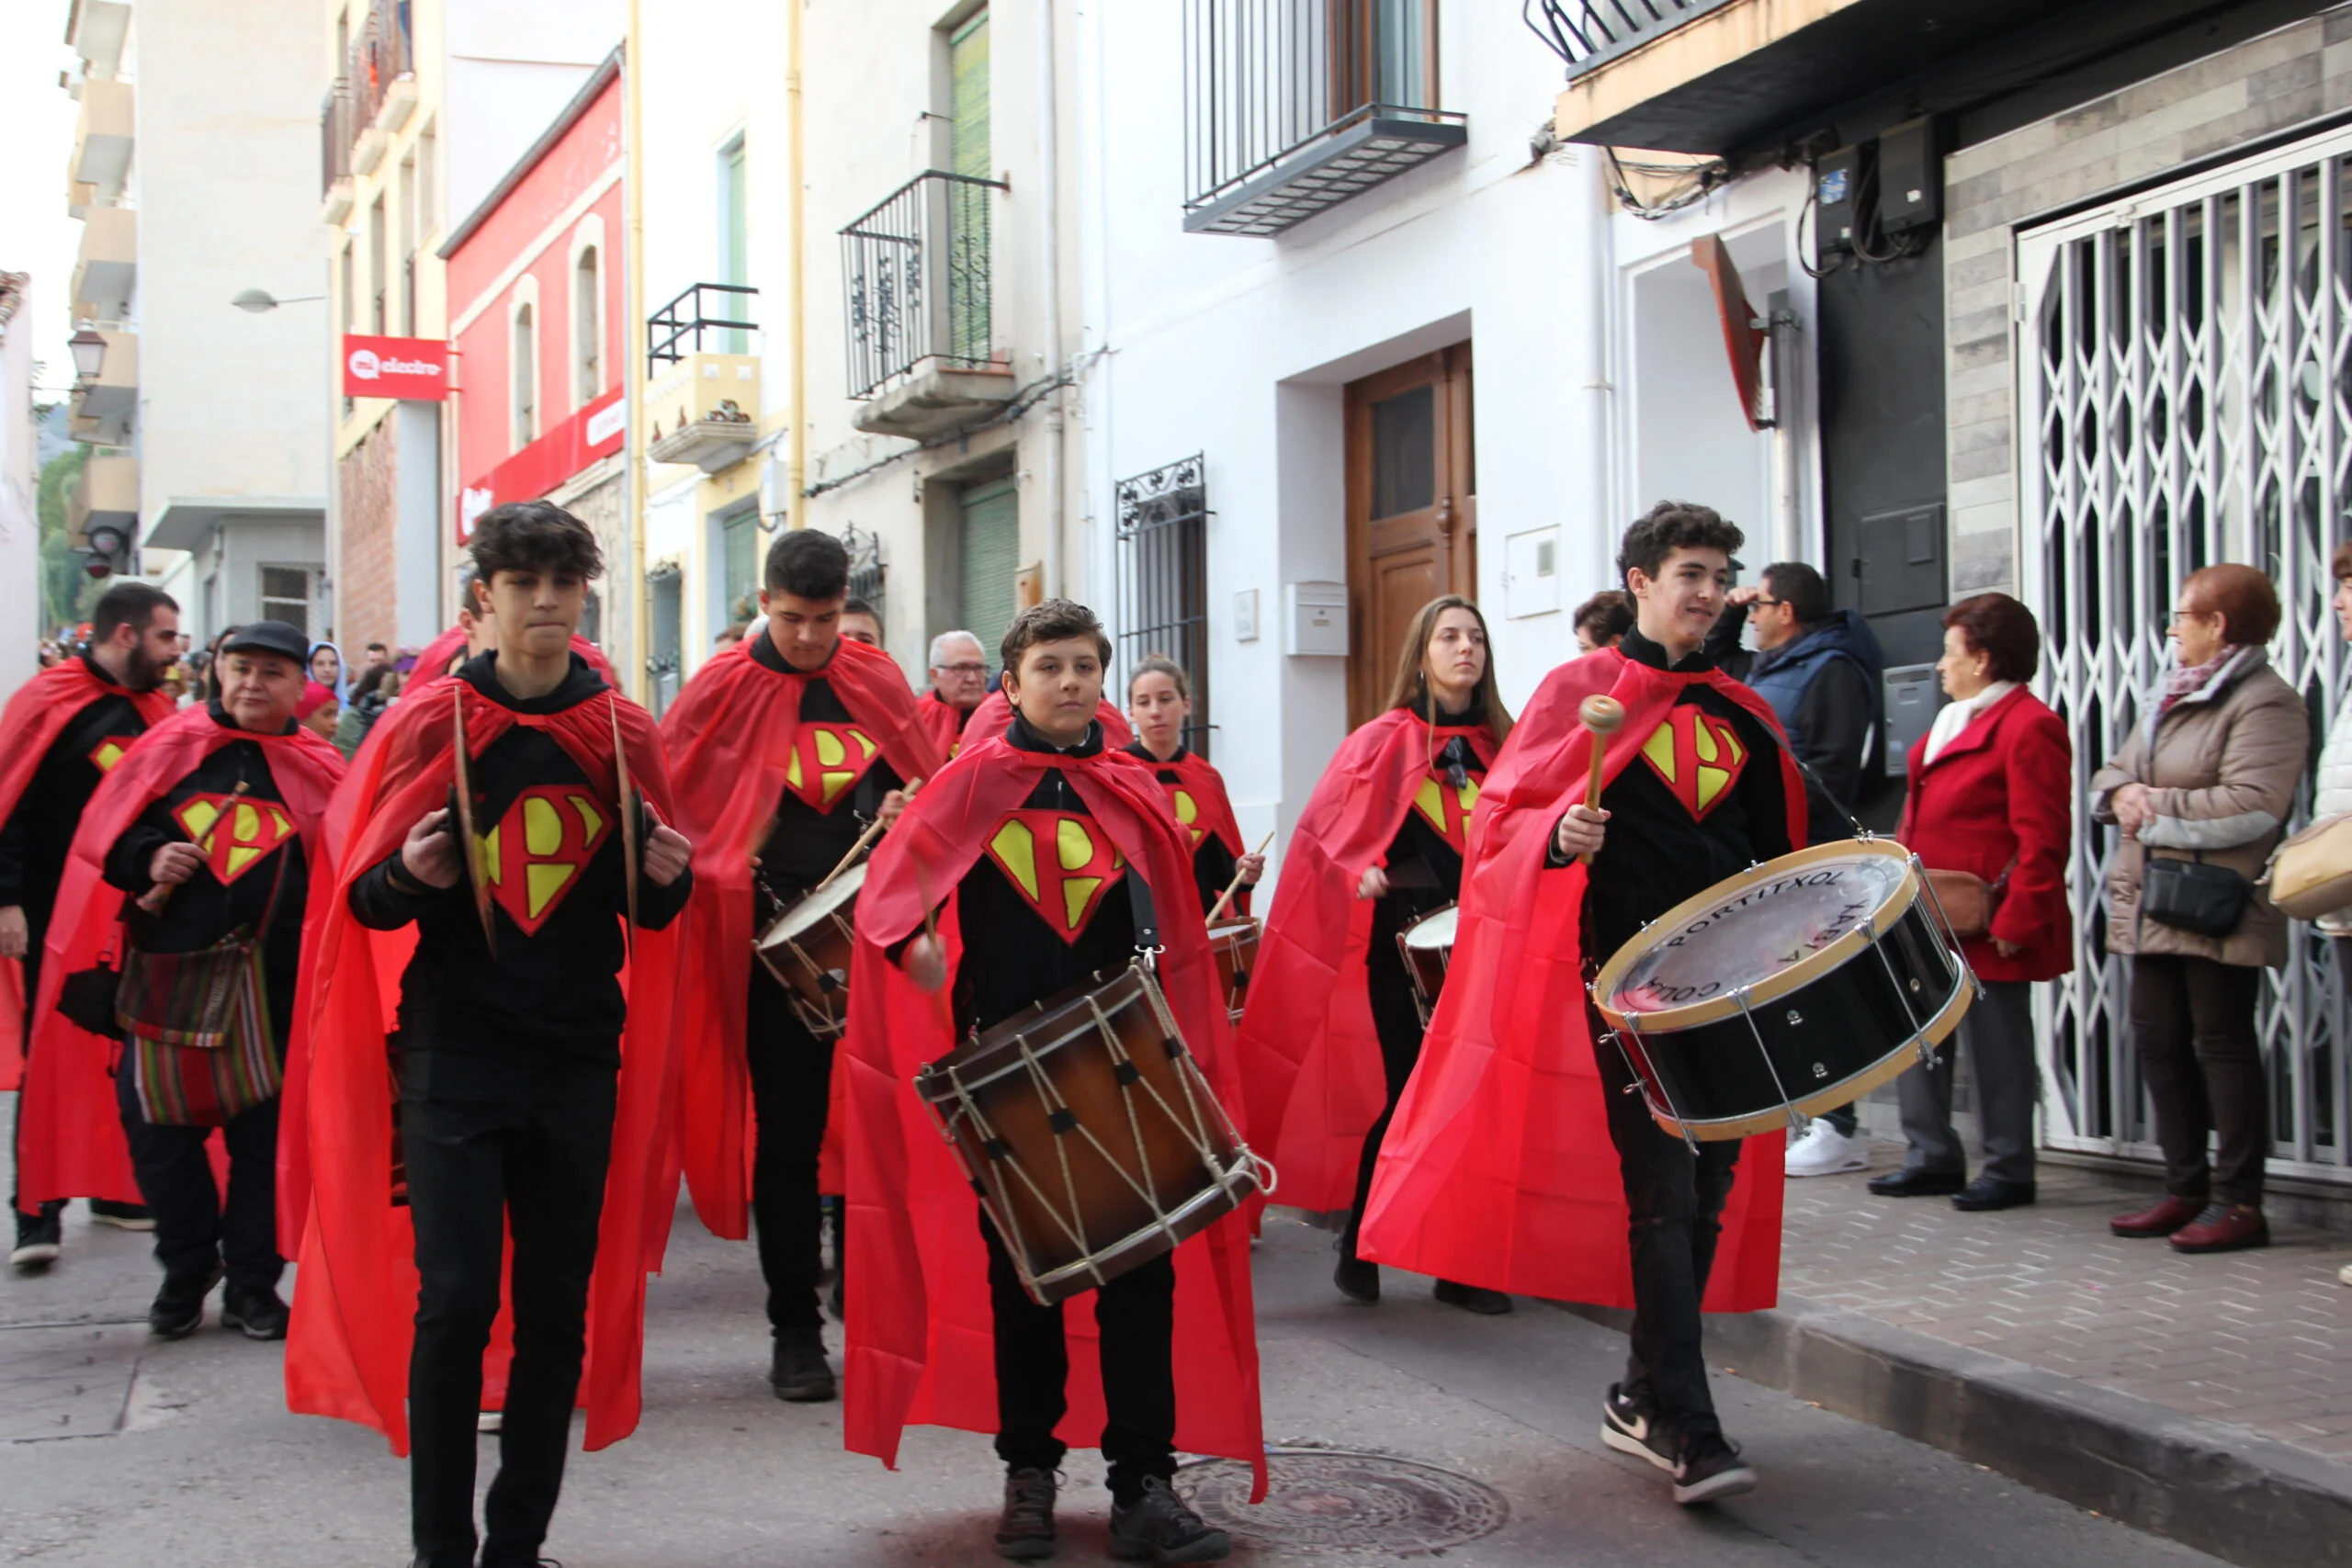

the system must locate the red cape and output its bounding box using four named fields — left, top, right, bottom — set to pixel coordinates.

left=915, top=690, right=975, bottom=758
left=840, top=733, right=1265, bottom=1495
left=413, top=626, right=616, bottom=685
left=286, top=675, right=682, bottom=1453
left=1142, top=748, right=1244, bottom=861
left=0, top=661, right=175, bottom=1089
left=964, top=690, right=1132, bottom=751
left=660, top=636, right=944, bottom=1239
left=17, top=708, right=345, bottom=1207
left=1358, top=649, right=1802, bottom=1310
left=1230, top=708, right=1499, bottom=1211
